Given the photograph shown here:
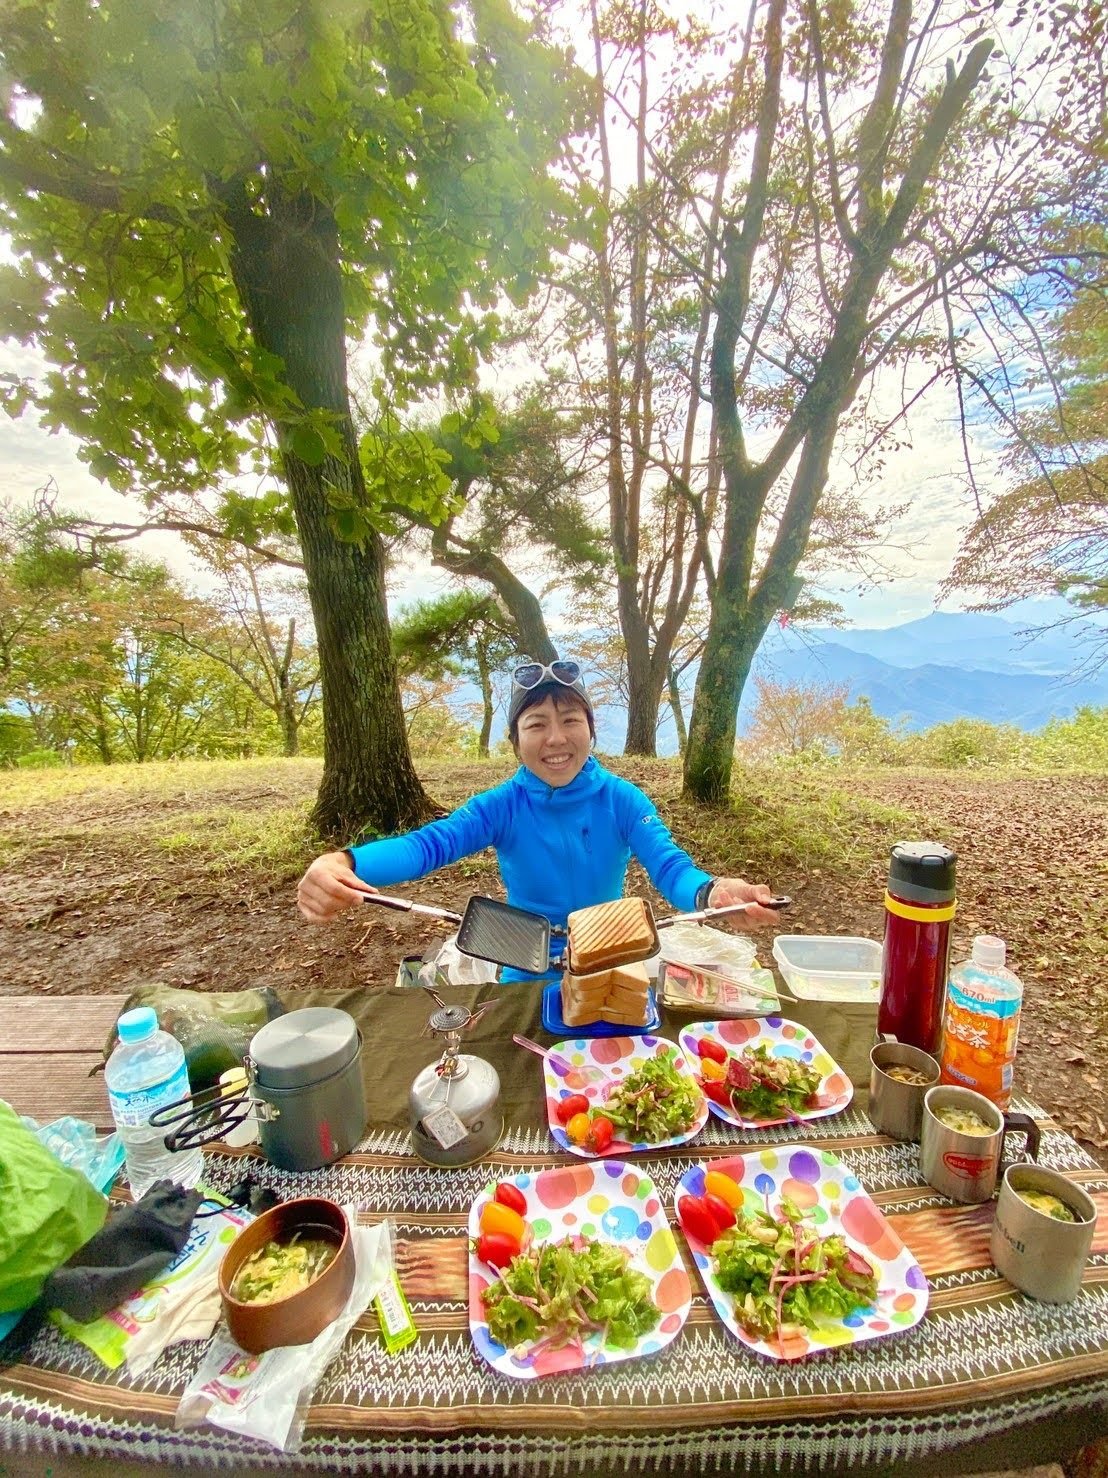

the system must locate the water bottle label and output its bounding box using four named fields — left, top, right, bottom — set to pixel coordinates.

left=946, top=980, right=1021, bottom=1019
left=109, top=1061, right=191, bottom=1127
